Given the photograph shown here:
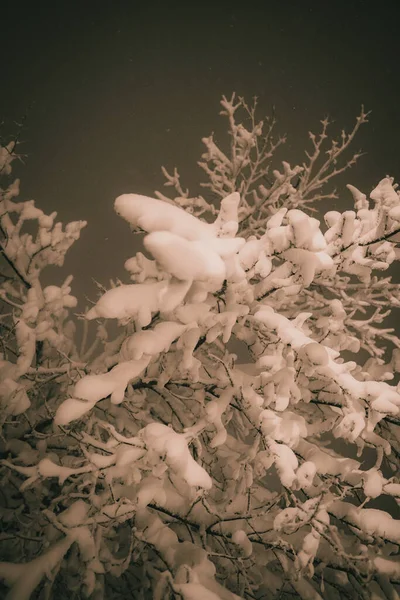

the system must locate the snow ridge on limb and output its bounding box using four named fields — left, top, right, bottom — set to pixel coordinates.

left=114, top=190, right=242, bottom=241
left=114, top=193, right=216, bottom=240
left=85, top=278, right=192, bottom=324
